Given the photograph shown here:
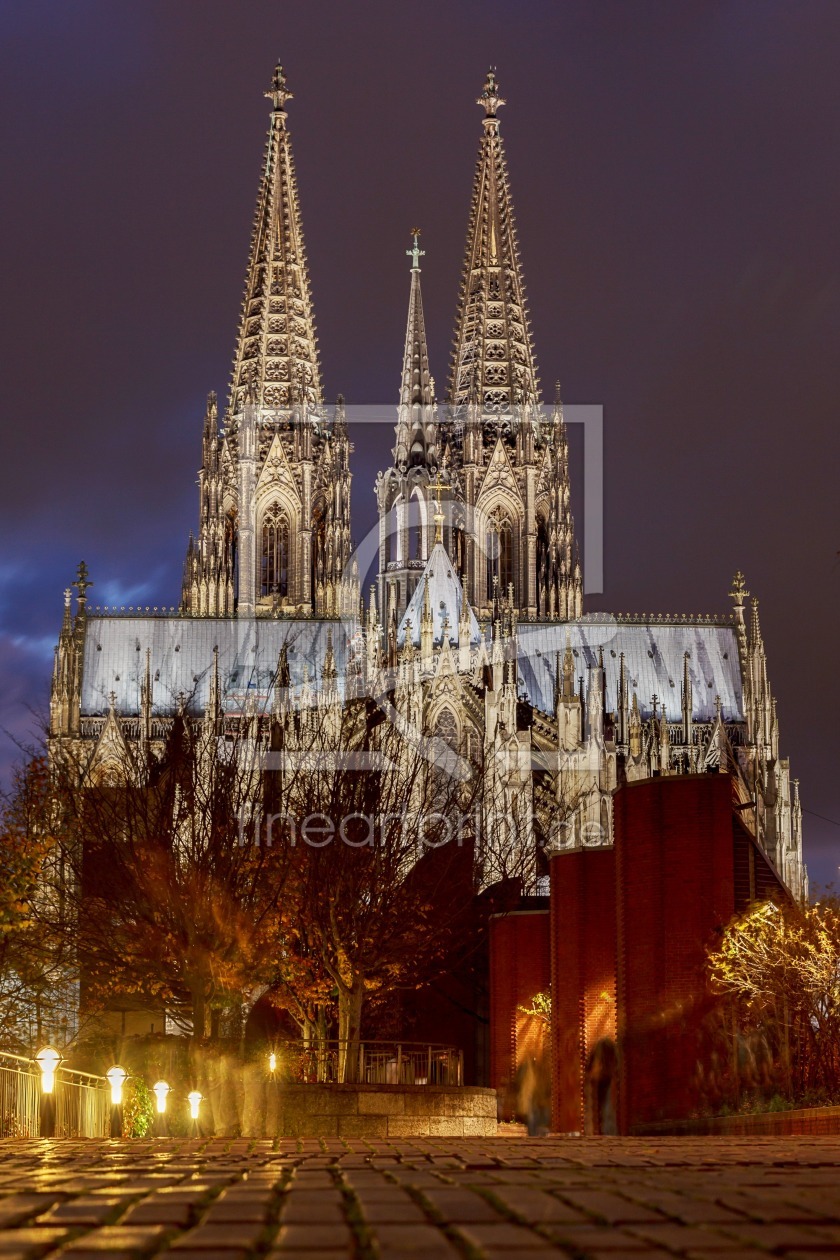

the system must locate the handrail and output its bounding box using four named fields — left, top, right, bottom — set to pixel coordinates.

left=266, top=1039, right=464, bottom=1086
left=0, top=1049, right=107, bottom=1084
left=268, top=1040, right=460, bottom=1049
